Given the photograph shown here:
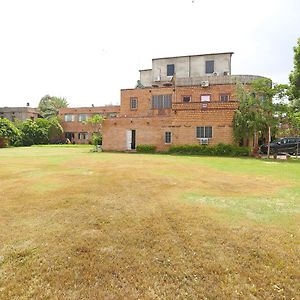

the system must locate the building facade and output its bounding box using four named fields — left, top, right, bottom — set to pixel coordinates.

left=101, top=53, right=265, bottom=151
left=0, top=106, right=40, bottom=122
left=58, top=106, right=120, bottom=144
